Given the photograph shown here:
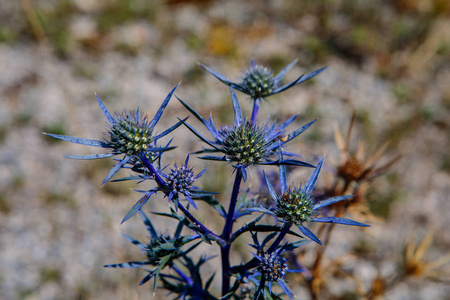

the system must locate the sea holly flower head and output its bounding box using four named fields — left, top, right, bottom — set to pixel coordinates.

left=107, top=109, right=153, bottom=156
left=177, top=87, right=317, bottom=179
left=160, top=155, right=207, bottom=207
left=43, top=84, right=183, bottom=184
left=120, top=155, right=213, bottom=224
left=263, top=156, right=370, bottom=245
left=257, top=250, right=288, bottom=282
left=275, top=186, right=316, bottom=225
left=241, top=62, right=276, bottom=98
left=200, top=59, right=327, bottom=100
left=247, top=236, right=302, bottom=300
left=216, top=121, right=273, bottom=166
